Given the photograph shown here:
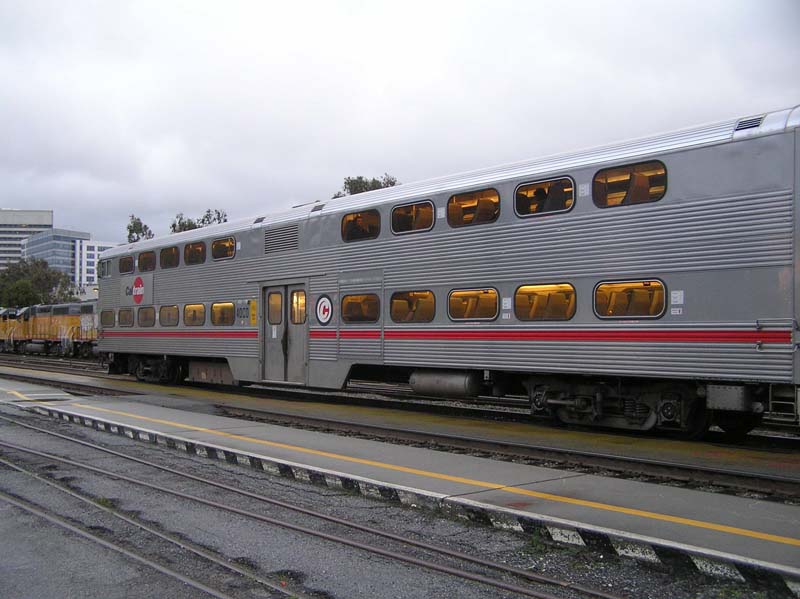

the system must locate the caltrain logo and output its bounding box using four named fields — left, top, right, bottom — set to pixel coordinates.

left=316, top=295, right=332, bottom=325
left=126, top=277, right=145, bottom=304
